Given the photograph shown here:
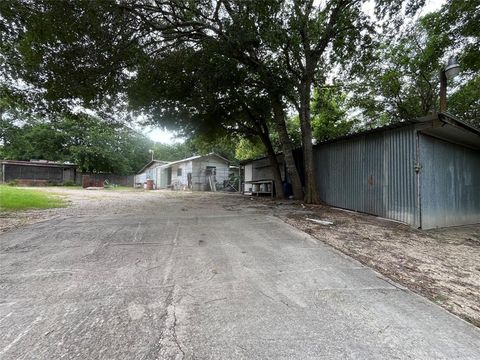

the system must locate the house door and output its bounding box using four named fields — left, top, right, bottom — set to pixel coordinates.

left=205, top=166, right=216, bottom=183
left=205, top=166, right=217, bottom=191
left=167, top=167, right=172, bottom=185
